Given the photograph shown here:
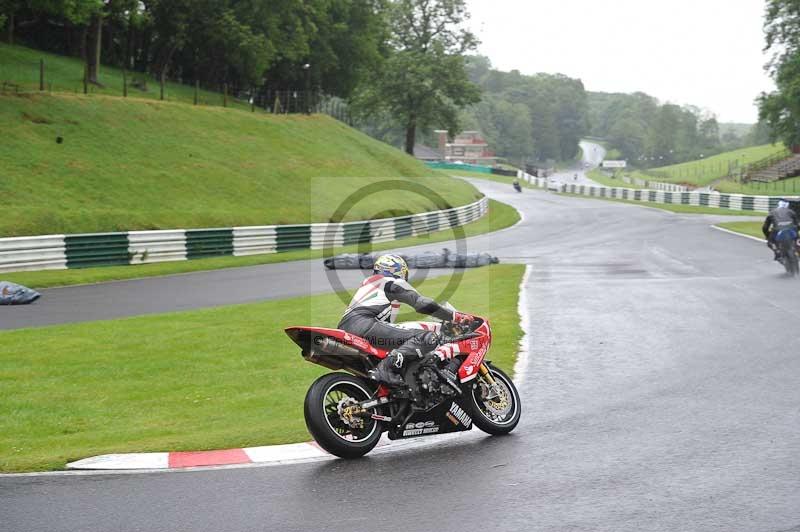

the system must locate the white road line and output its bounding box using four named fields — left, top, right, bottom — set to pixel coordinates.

left=711, top=225, right=766, bottom=243
left=513, top=264, right=533, bottom=386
